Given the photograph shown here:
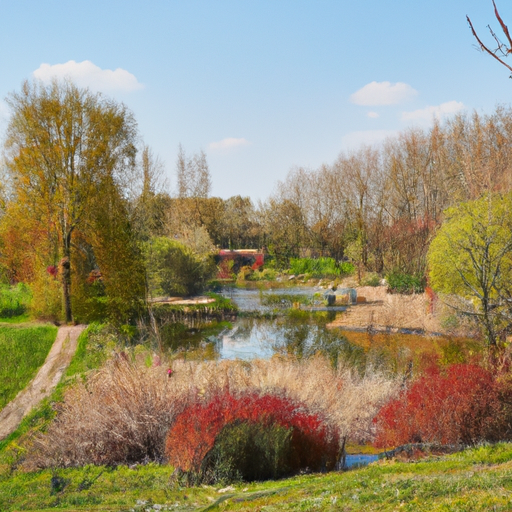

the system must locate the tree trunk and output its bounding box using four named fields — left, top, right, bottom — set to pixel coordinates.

left=61, top=232, right=73, bottom=324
